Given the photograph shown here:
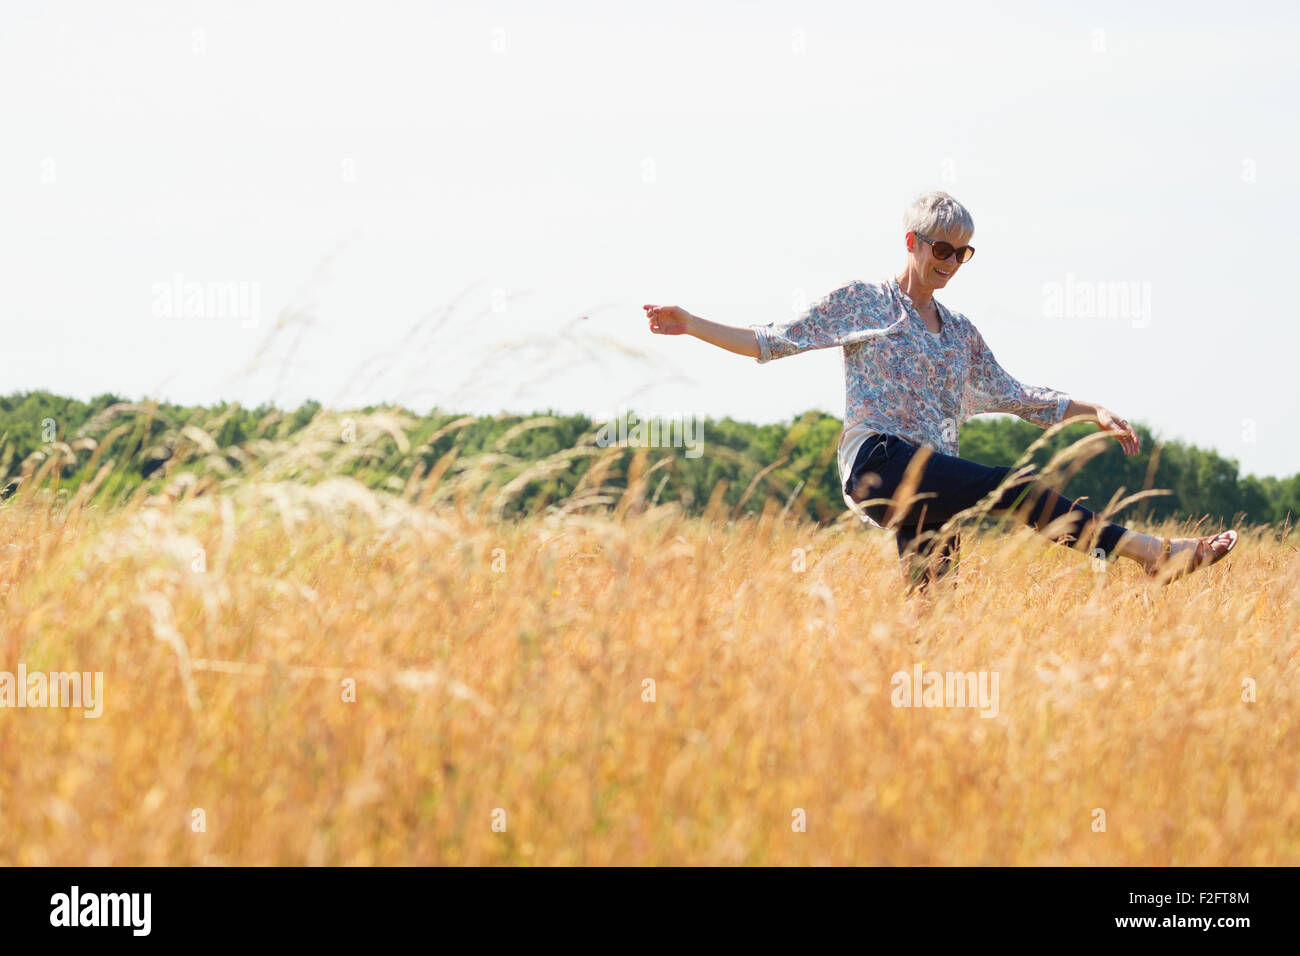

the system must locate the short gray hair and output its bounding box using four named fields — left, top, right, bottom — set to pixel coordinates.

left=903, top=190, right=974, bottom=241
